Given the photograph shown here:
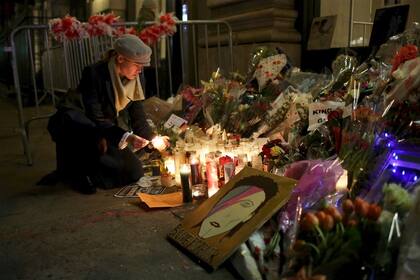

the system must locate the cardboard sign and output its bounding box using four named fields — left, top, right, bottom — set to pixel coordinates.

left=308, top=101, right=345, bottom=131
left=164, top=114, right=188, bottom=129
left=167, top=167, right=296, bottom=270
